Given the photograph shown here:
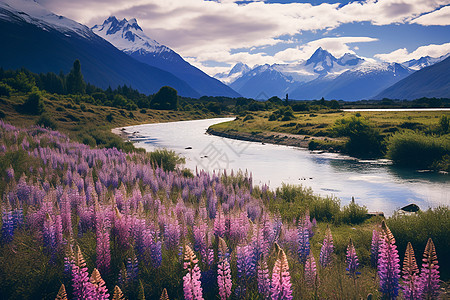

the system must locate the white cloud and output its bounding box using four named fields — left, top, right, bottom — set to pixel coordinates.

left=374, top=42, right=450, bottom=62
left=35, top=0, right=449, bottom=74
left=274, top=37, right=378, bottom=62
left=412, top=5, right=450, bottom=26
